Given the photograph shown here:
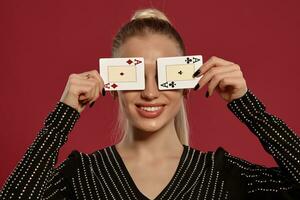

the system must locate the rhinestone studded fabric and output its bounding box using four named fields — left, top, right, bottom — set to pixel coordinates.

left=1, top=90, right=299, bottom=199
